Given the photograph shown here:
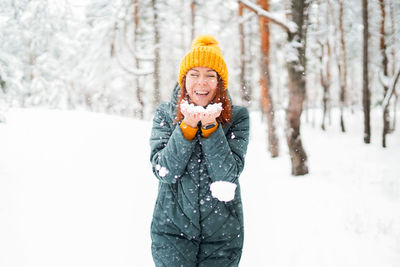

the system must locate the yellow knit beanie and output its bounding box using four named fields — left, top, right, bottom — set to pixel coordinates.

left=178, top=35, right=228, bottom=90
